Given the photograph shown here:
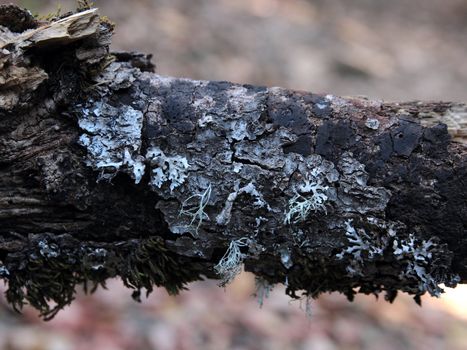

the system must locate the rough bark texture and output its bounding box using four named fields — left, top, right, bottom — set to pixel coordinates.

left=0, top=5, right=466, bottom=319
